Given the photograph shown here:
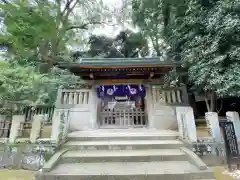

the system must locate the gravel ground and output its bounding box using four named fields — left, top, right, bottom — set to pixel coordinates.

left=213, top=166, right=235, bottom=180
left=223, top=169, right=240, bottom=180
left=0, top=167, right=236, bottom=180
